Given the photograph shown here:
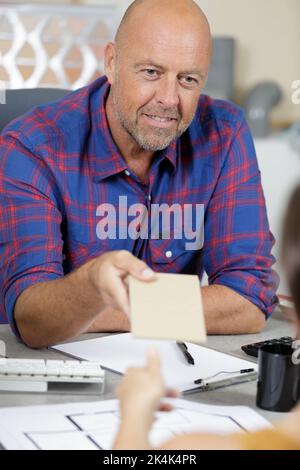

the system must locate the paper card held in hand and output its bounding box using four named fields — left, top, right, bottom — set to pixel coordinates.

left=129, top=273, right=206, bottom=343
